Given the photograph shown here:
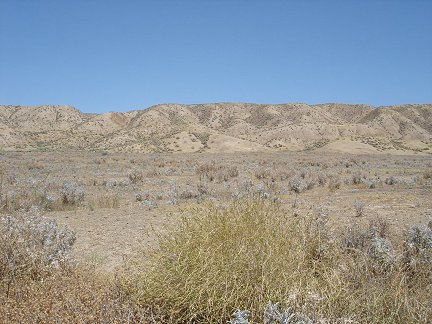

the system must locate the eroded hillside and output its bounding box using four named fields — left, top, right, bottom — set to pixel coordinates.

left=0, top=103, right=431, bottom=154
